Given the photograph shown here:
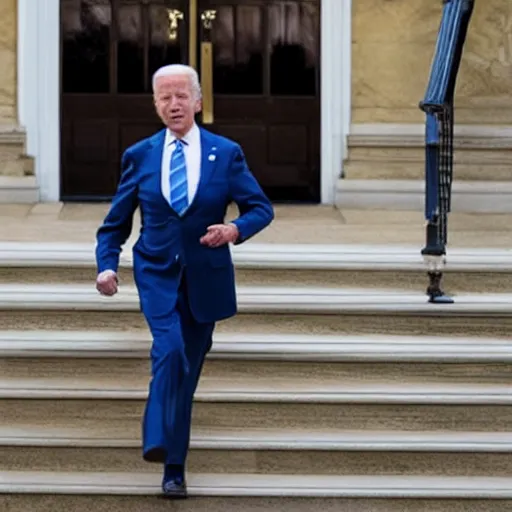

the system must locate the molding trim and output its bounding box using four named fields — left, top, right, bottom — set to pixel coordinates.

left=340, top=0, right=352, bottom=158
left=321, top=0, right=351, bottom=202
left=37, top=0, right=61, bottom=202
left=16, top=0, right=35, bottom=153
left=18, top=0, right=60, bottom=202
